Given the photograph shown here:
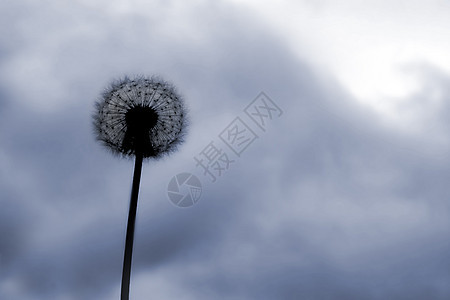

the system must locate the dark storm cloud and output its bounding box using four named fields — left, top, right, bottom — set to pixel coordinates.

left=0, top=1, right=293, bottom=298
left=1, top=0, right=450, bottom=300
